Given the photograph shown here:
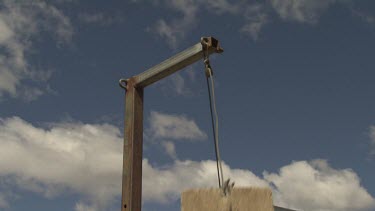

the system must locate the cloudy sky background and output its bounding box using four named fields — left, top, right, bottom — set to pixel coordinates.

left=1, top=0, right=375, bottom=210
